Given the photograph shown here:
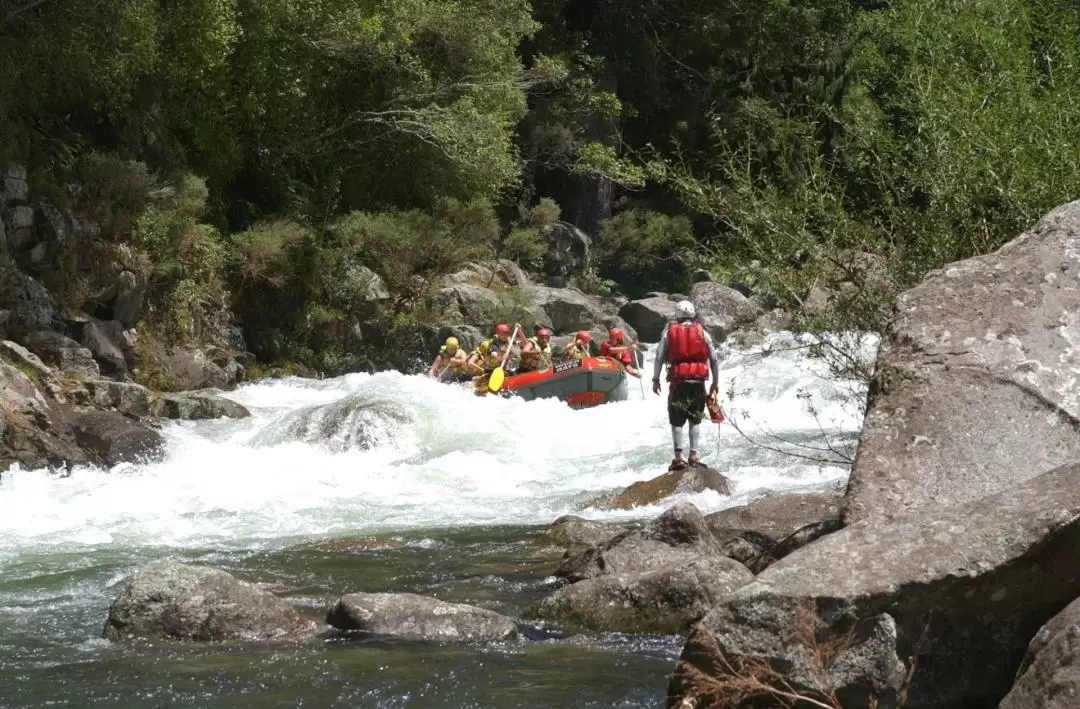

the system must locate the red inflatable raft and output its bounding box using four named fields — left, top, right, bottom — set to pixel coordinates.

left=498, top=356, right=629, bottom=409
